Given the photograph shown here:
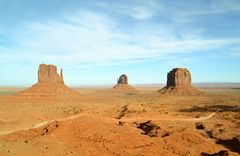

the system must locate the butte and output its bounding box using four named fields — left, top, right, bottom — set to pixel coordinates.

left=112, top=74, right=137, bottom=93
left=17, top=64, right=80, bottom=98
left=159, top=68, right=203, bottom=95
